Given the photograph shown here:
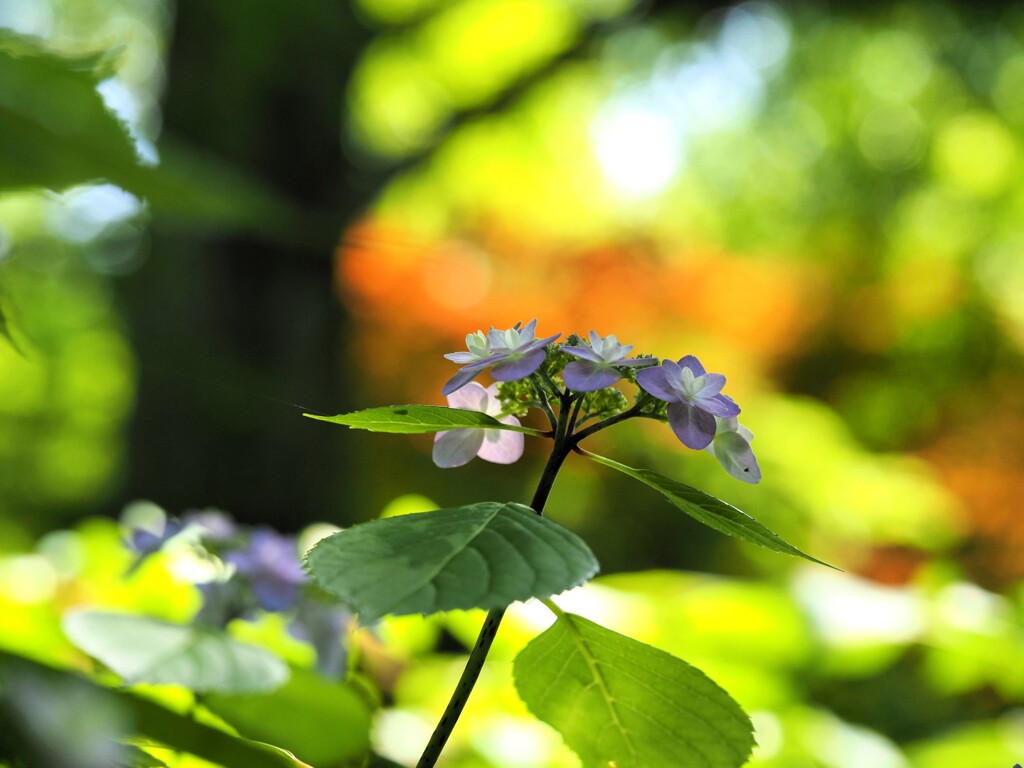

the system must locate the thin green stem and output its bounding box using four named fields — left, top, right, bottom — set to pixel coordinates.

left=416, top=390, right=574, bottom=768
left=569, top=400, right=643, bottom=445
left=531, top=374, right=558, bottom=432
left=565, top=395, right=584, bottom=437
